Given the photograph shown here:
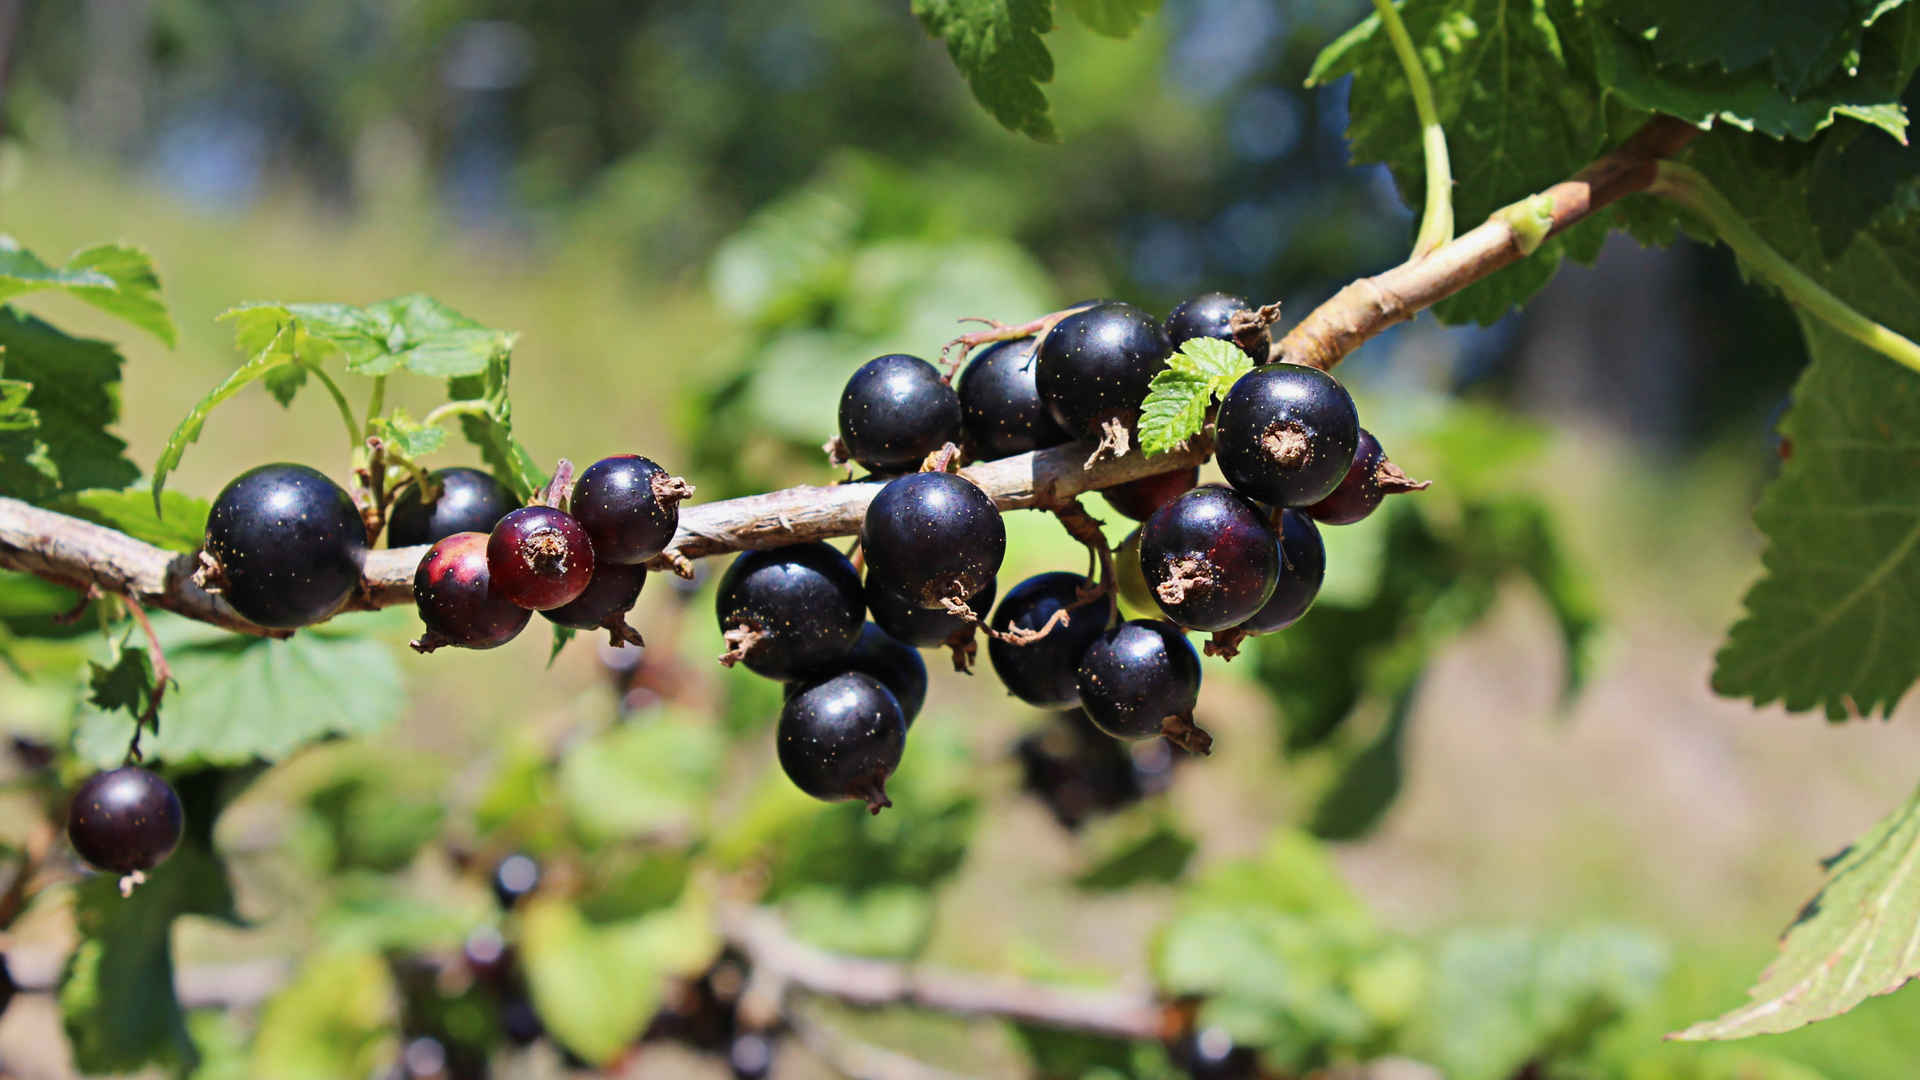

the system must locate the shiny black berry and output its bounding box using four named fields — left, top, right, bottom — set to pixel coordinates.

left=1305, top=428, right=1425, bottom=525
left=1036, top=302, right=1172, bottom=440
left=987, top=572, right=1115, bottom=708
left=1101, top=466, right=1200, bottom=522
left=203, top=463, right=368, bottom=629
left=412, top=531, right=533, bottom=652
left=1015, top=710, right=1178, bottom=830
left=67, top=767, right=184, bottom=875
left=730, top=1032, right=775, bottom=1080
left=540, top=562, right=646, bottom=646
left=387, top=467, right=517, bottom=548
left=777, top=671, right=906, bottom=812
left=792, top=623, right=928, bottom=726
left=1238, top=509, right=1325, bottom=634
left=1140, top=486, right=1279, bottom=631
left=1164, top=291, right=1265, bottom=360
left=838, top=354, right=962, bottom=473
left=1170, top=1027, right=1258, bottom=1080
left=1077, top=619, right=1208, bottom=752
left=860, top=472, right=1005, bottom=609
left=956, top=337, right=1071, bottom=460
left=500, top=999, right=543, bottom=1046
left=491, top=852, right=541, bottom=909
left=487, top=506, right=595, bottom=610
left=1215, top=364, right=1360, bottom=507
left=865, top=576, right=995, bottom=649
left=571, top=454, right=689, bottom=564
left=714, top=542, right=865, bottom=679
